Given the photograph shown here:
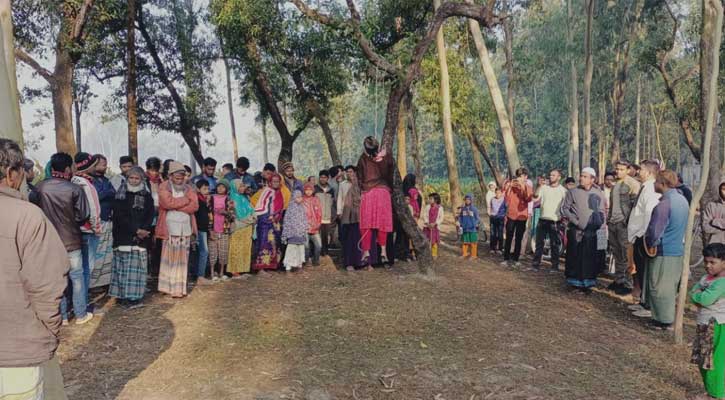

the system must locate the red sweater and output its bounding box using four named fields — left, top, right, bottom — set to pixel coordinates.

left=504, top=180, right=533, bottom=221
left=303, top=195, right=322, bottom=234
